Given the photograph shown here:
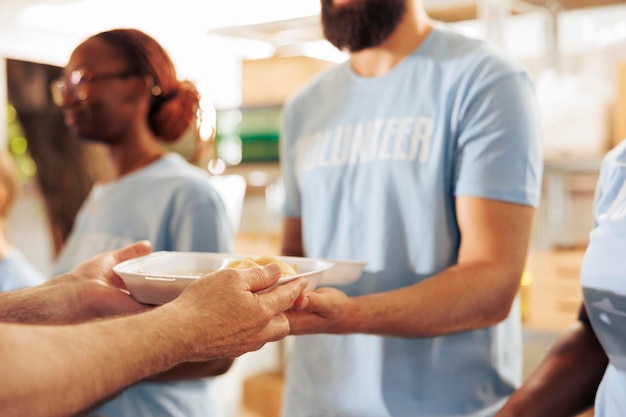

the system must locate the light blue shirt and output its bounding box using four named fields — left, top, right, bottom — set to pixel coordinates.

left=0, top=248, right=46, bottom=291
left=280, top=24, right=542, bottom=417
left=580, top=139, right=626, bottom=417
left=54, top=152, right=233, bottom=417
